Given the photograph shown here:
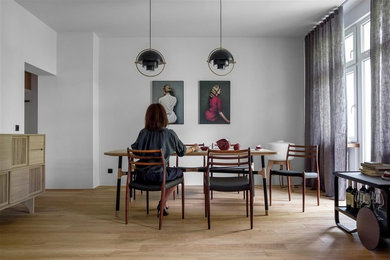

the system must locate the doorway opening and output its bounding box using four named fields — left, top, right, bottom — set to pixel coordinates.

left=24, top=71, right=38, bottom=134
